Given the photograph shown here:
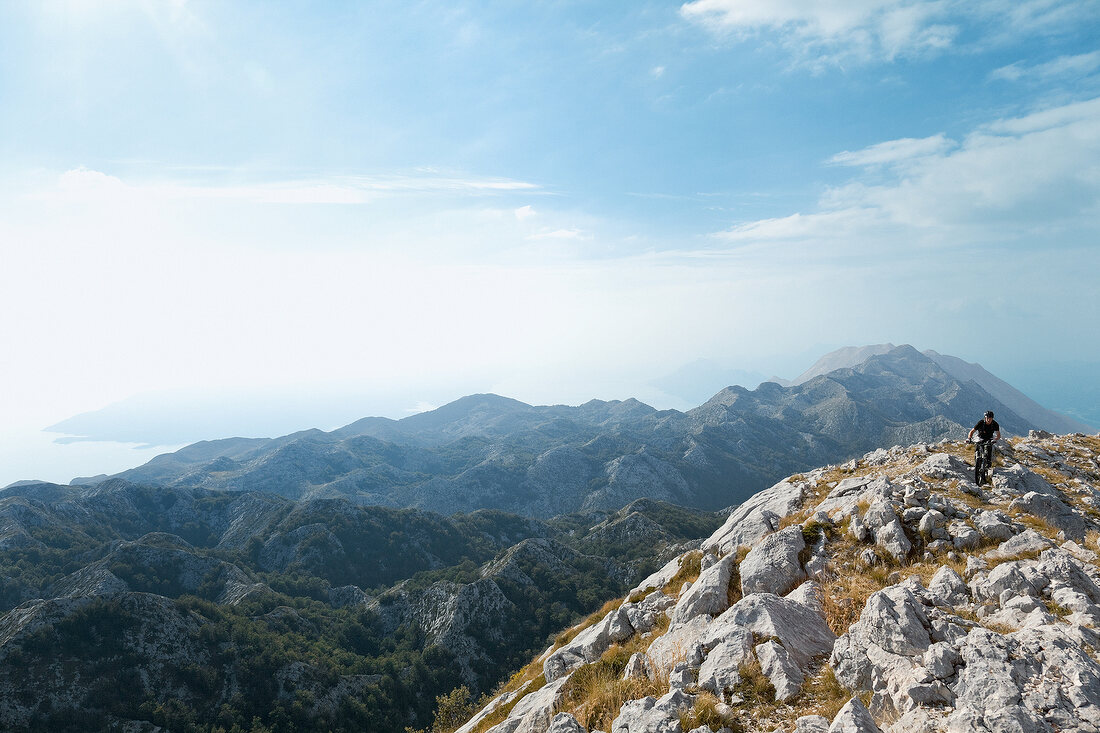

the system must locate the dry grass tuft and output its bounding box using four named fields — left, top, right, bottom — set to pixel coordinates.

left=817, top=537, right=892, bottom=636
left=1076, top=435, right=1100, bottom=453
left=681, top=691, right=742, bottom=733
left=982, top=619, right=1019, bottom=635
left=666, top=551, right=703, bottom=594
left=779, top=510, right=811, bottom=531
left=1005, top=509, right=1061, bottom=542
left=793, top=665, right=852, bottom=722
left=1086, top=530, right=1100, bottom=560
left=732, top=656, right=776, bottom=707
left=727, top=565, right=743, bottom=608
left=557, top=643, right=666, bottom=732
left=903, top=556, right=968, bottom=589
